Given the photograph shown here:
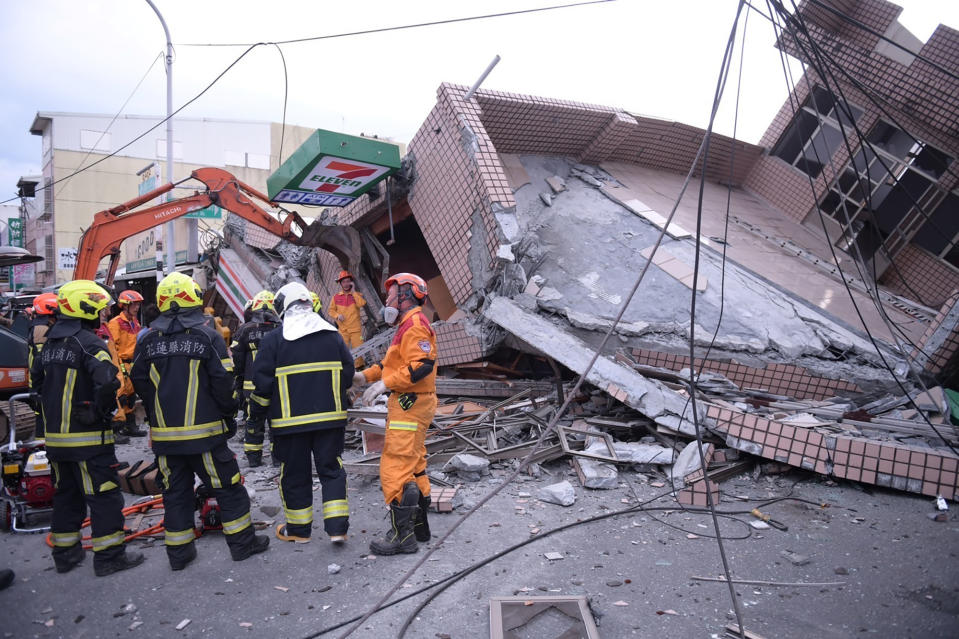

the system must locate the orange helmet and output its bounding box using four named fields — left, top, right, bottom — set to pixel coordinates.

left=117, top=289, right=144, bottom=305
left=32, top=292, right=59, bottom=316
left=384, top=273, right=428, bottom=300
left=336, top=270, right=353, bottom=282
